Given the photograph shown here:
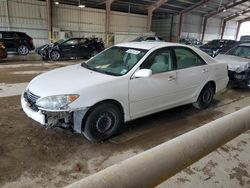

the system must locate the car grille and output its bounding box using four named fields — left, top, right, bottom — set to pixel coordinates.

left=26, top=90, right=40, bottom=104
